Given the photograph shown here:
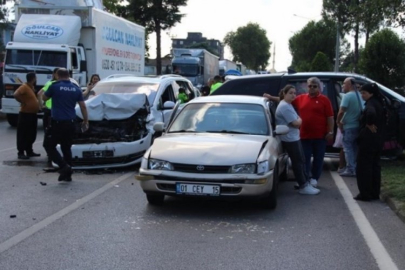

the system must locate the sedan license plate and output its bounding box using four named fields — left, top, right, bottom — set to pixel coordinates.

left=176, top=183, right=220, bottom=196
left=82, top=150, right=114, bottom=158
